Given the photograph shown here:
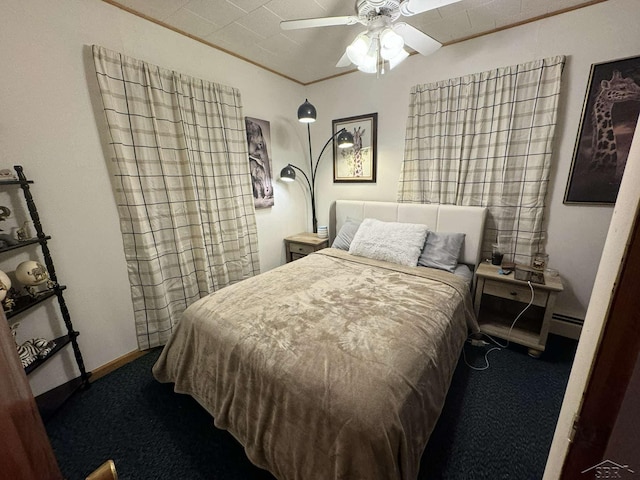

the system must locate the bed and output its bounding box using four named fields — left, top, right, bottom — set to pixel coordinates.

left=153, top=200, right=487, bottom=480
